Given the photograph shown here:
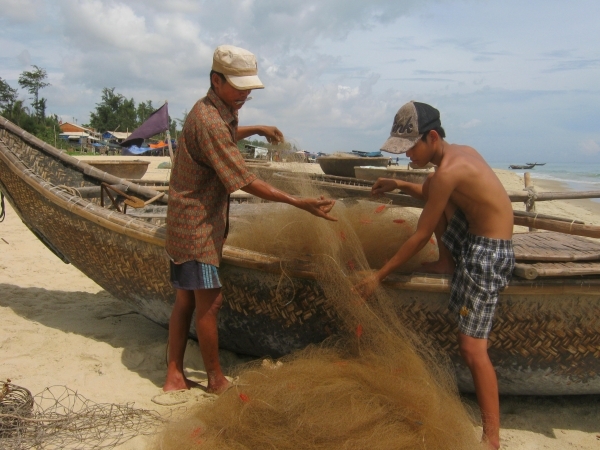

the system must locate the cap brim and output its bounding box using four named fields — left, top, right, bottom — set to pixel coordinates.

left=225, top=74, right=264, bottom=90
left=380, top=135, right=420, bottom=154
